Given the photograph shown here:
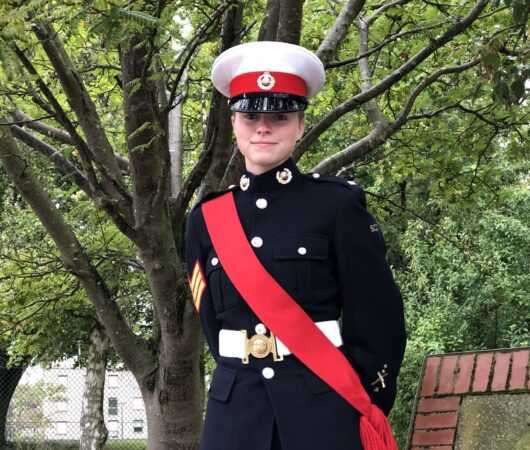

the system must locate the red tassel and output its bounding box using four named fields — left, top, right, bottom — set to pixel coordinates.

left=359, top=405, right=398, bottom=450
